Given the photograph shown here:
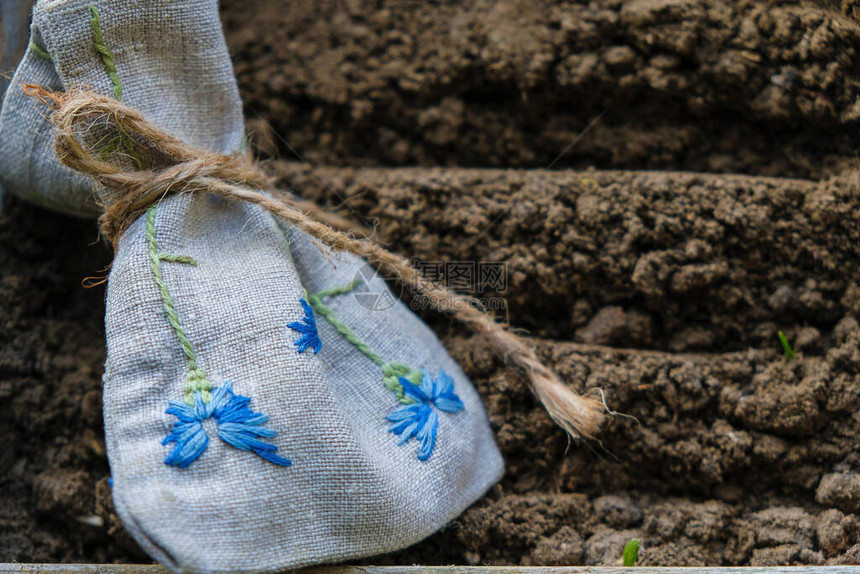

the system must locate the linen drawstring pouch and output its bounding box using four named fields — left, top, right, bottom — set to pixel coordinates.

left=0, top=1, right=604, bottom=571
